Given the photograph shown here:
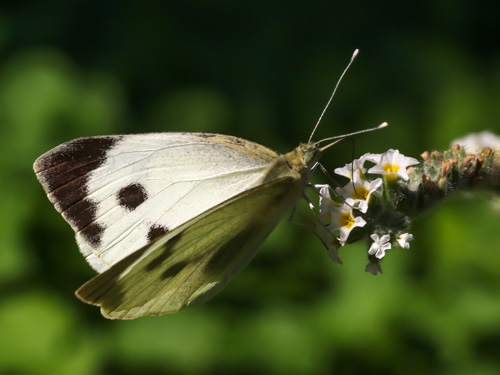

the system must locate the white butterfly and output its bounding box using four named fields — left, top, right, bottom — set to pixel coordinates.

left=33, top=50, right=385, bottom=319
left=34, top=132, right=325, bottom=318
